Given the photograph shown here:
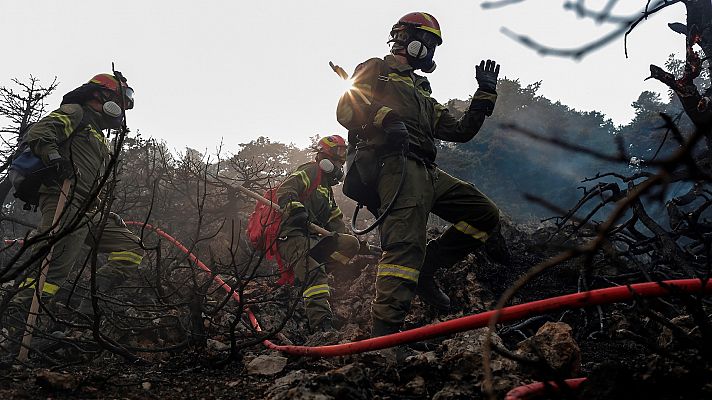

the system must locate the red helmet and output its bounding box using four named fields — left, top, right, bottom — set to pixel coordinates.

left=391, top=12, right=442, bottom=45
left=316, top=135, right=347, bottom=161
left=88, top=73, right=134, bottom=109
